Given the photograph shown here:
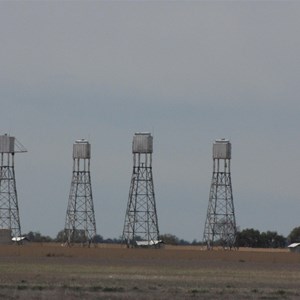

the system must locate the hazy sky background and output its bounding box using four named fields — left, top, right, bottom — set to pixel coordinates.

left=1, top=1, right=300, bottom=241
